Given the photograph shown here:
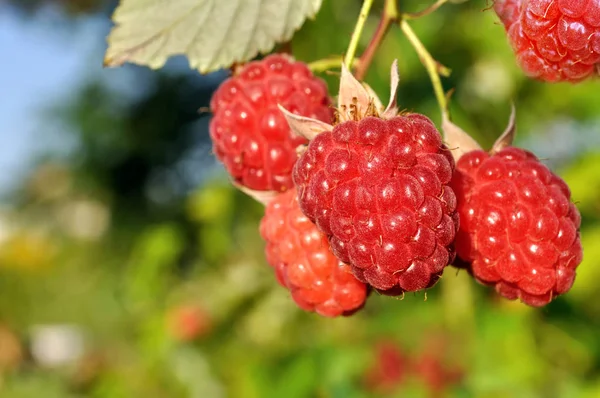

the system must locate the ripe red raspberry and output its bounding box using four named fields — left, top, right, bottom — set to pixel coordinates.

left=259, top=188, right=368, bottom=317
left=209, top=54, right=333, bottom=191
left=293, top=115, right=458, bottom=293
left=451, top=147, right=583, bottom=306
left=166, top=305, right=211, bottom=341
left=494, top=0, right=600, bottom=82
